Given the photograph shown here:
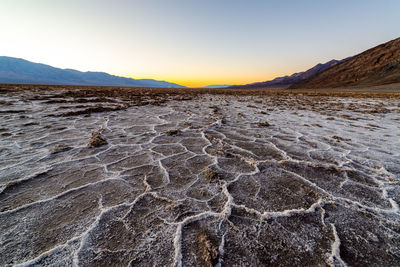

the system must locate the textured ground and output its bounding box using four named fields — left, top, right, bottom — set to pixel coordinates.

left=1, top=87, right=400, bottom=266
